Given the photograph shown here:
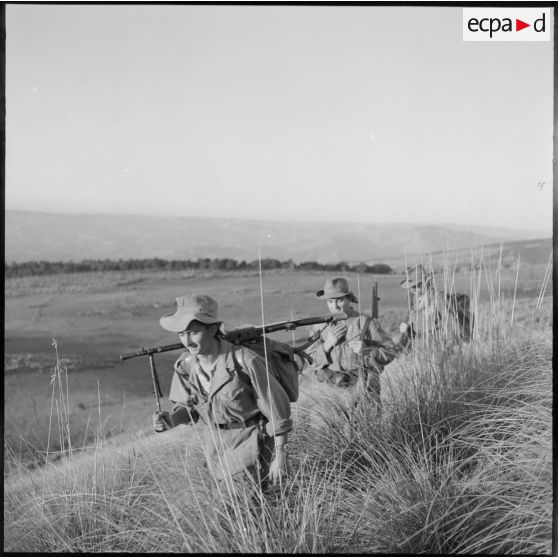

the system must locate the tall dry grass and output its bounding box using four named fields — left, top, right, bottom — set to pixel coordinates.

left=4, top=254, right=553, bottom=554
